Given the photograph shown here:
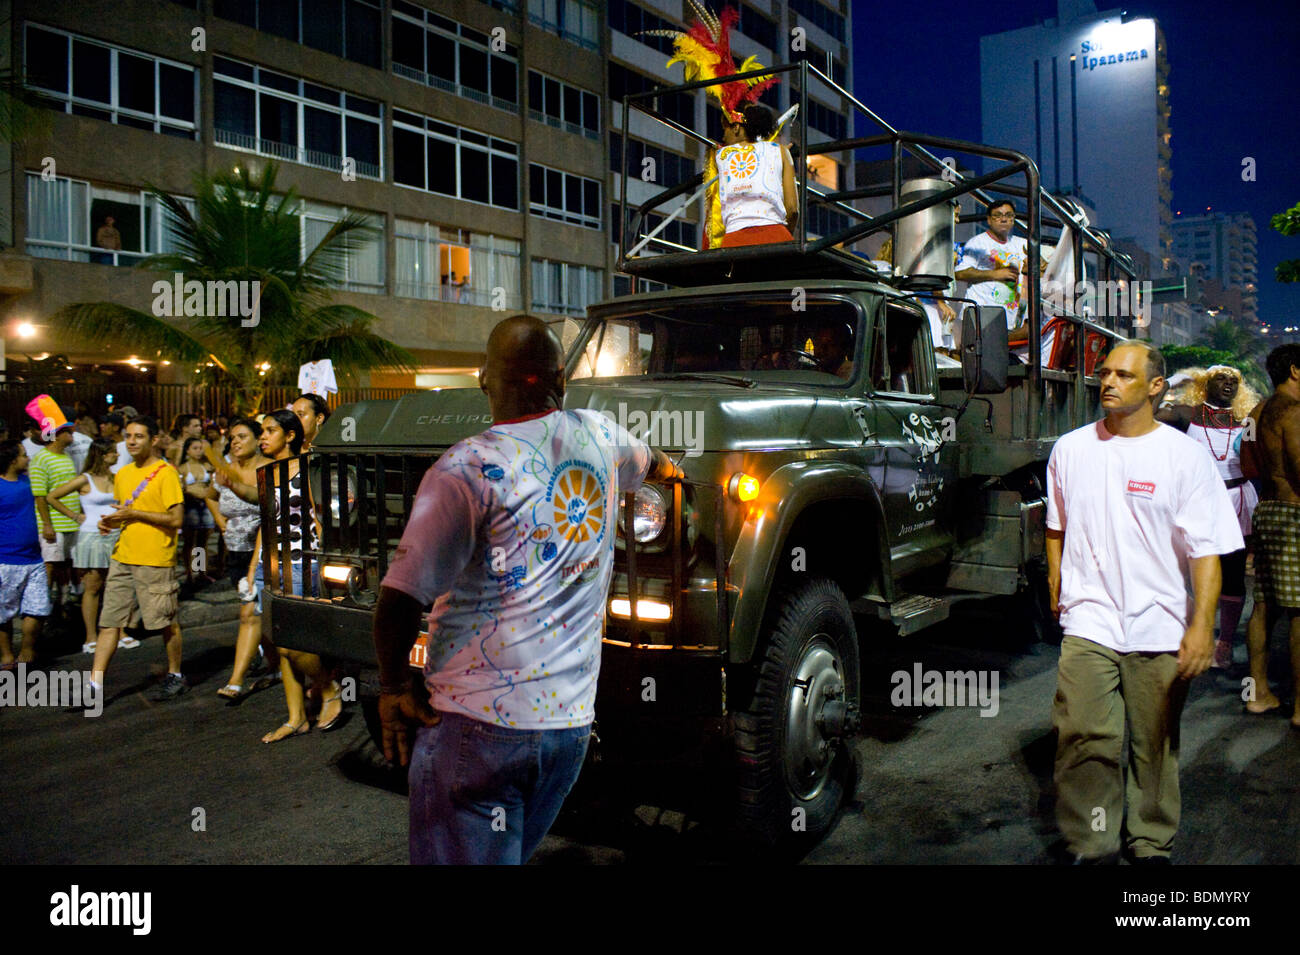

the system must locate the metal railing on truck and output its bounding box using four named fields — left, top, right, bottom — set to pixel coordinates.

left=615, top=59, right=1140, bottom=440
